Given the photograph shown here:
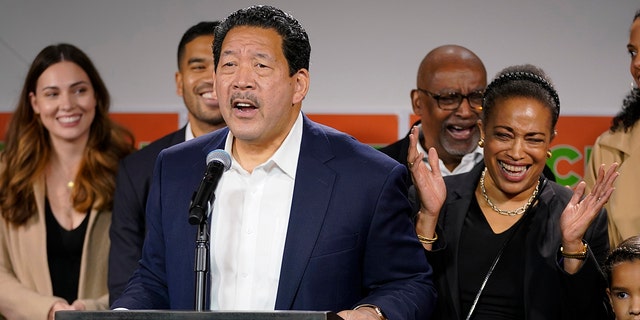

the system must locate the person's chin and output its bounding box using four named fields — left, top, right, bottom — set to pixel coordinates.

left=443, top=142, right=477, bottom=157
